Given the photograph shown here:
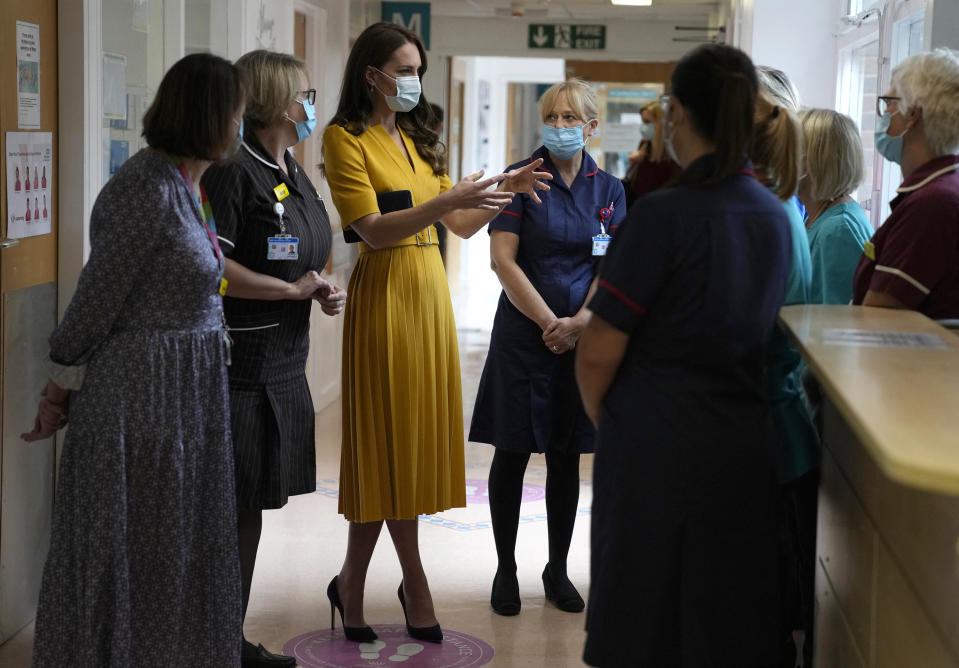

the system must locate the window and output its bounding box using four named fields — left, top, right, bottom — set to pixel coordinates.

left=101, top=0, right=165, bottom=186
left=837, top=39, right=879, bottom=206
left=846, top=0, right=882, bottom=15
